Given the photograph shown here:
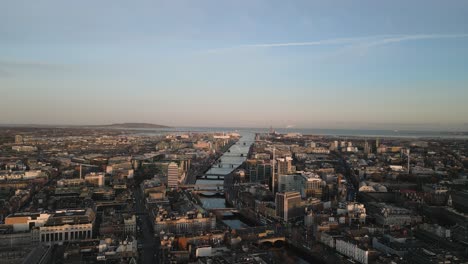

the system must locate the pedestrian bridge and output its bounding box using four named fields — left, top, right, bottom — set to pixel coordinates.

left=255, top=236, right=286, bottom=248
left=207, top=208, right=240, bottom=213
left=179, top=183, right=223, bottom=189
left=196, top=174, right=229, bottom=180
